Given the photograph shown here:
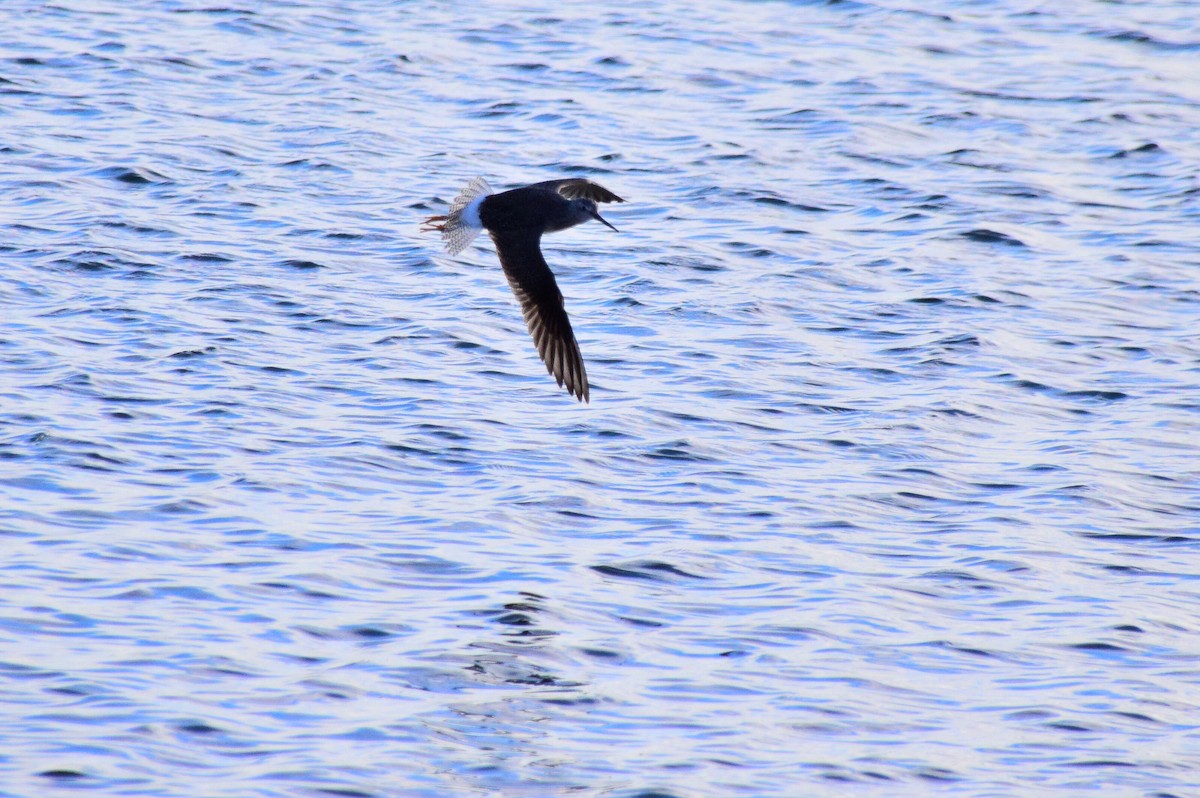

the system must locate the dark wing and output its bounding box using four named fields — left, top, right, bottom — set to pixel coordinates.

left=529, top=178, right=624, bottom=204
left=489, top=229, right=590, bottom=402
